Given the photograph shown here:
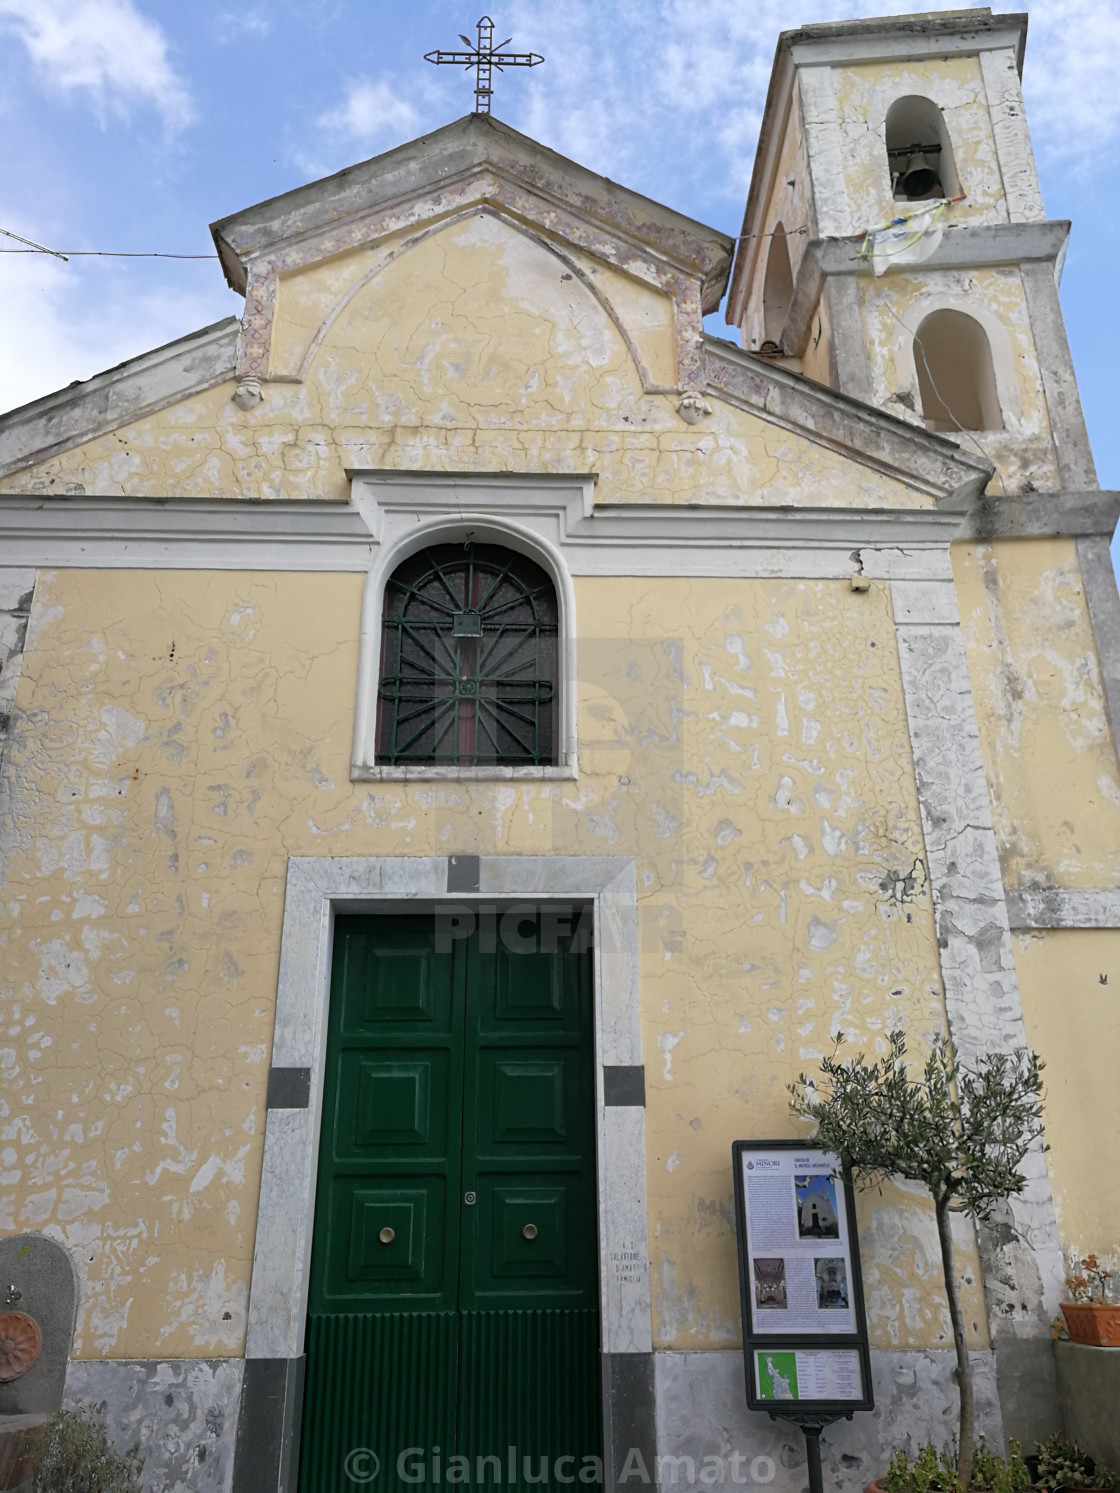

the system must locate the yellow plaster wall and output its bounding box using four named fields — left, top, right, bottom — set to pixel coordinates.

left=1013, top=929, right=1120, bottom=1256
left=833, top=56, right=1009, bottom=230
left=799, top=295, right=833, bottom=389
left=271, top=230, right=680, bottom=394
left=0, top=567, right=986, bottom=1360
left=0, top=214, right=925, bottom=512
left=953, top=537, right=1120, bottom=890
